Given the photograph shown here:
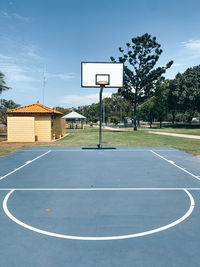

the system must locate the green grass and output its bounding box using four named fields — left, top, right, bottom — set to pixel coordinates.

left=1, top=127, right=200, bottom=157
left=114, top=123, right=200, bottom=135
left=54, top=128, right=200, bottom=156
left=0, top=145, right=29, bottom=157
left=140, top=126, right=200, bottom=135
